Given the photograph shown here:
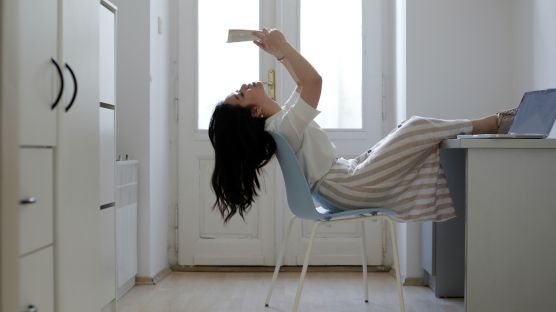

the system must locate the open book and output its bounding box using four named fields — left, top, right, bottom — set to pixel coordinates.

left=226, top=29, right=261, bottom=43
